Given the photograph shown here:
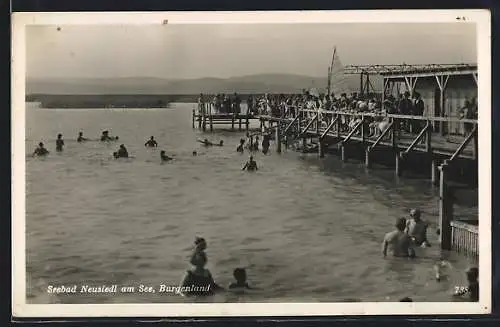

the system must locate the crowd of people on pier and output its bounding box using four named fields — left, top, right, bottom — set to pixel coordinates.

left=199, top=89, right=478, bottom=139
